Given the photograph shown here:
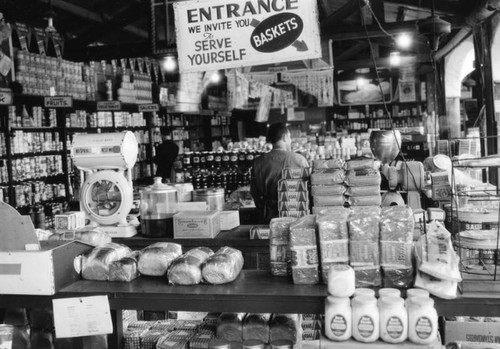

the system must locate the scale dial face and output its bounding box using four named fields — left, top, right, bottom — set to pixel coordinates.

left=80, top=170, right=133, bottom=226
